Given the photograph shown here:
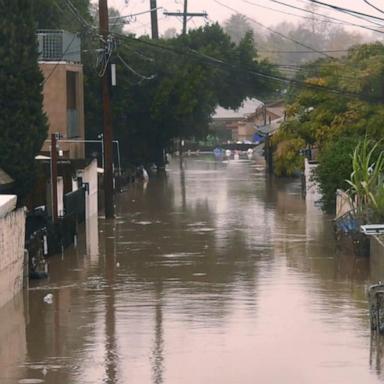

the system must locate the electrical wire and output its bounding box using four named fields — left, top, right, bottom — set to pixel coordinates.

left=61, top=0, right=95, bottom=31
left=249, top=0, right=384, bottom=34
left=305, top=0, right=384, bottom=23
left=258, top=49, right=350, bottom=54
left=213, top=0, right=334, bottom=58
left=110, top=7, right=164, bottom=20
left=117, top=53, right=156, bottom=80
left=113, top=32, right=380, bottom=101
left=362, top=0, right=384, bottom=16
